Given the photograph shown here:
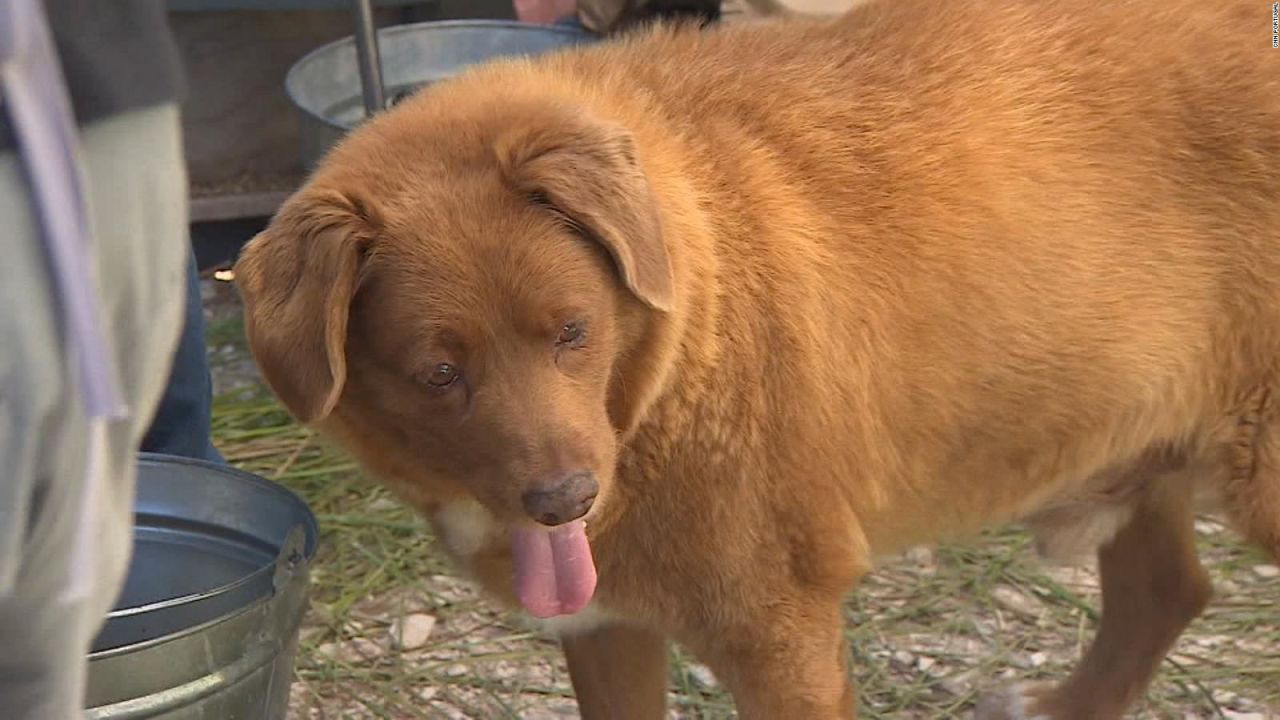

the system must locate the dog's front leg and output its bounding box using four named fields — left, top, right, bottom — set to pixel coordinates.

left=562, top=621, right=669, bottom=720
left=695, top=599, right=856, bottom=720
